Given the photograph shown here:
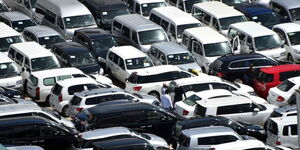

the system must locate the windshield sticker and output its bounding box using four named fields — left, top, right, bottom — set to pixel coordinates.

left=70, top=56, right=75, bottom=59
left=143, top=4, right=148, bottom=7
left=18, top=22, right=23, bottom=25
left=168, top=55, right=174, bottom=58
left=0, top=64, right=7, bottom=69
left=44, top=37, right=50, bottom=40
left=103, top=12, right=108, bottom=15
left=144, top=63, right=150, bottom=67
left=66, top=18, right=70, bottom=21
